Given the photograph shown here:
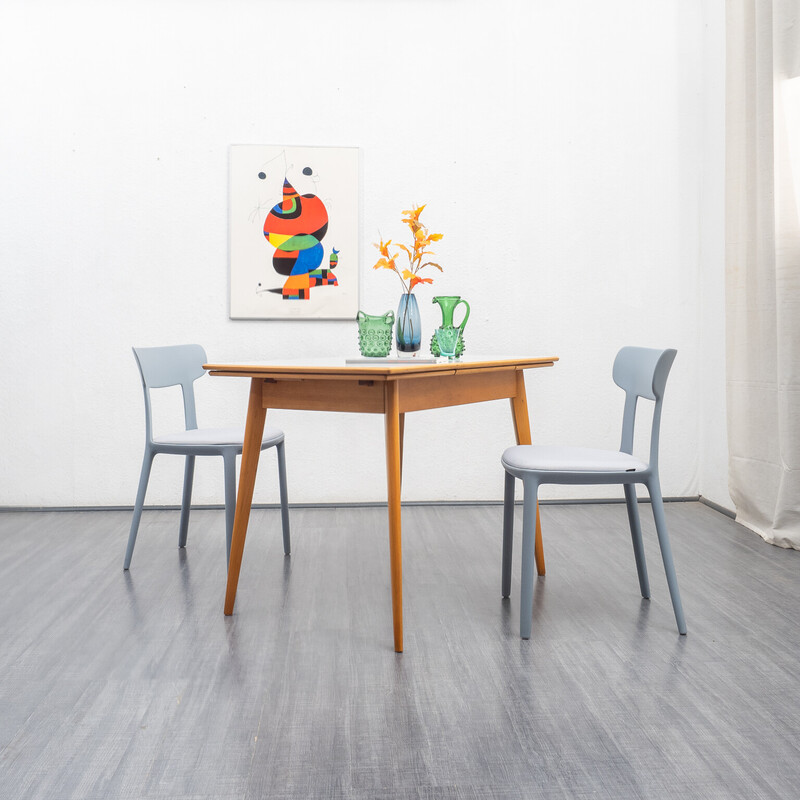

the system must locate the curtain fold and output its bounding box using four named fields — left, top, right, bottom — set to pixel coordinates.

left=726, top=0, right=800, bottom=549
